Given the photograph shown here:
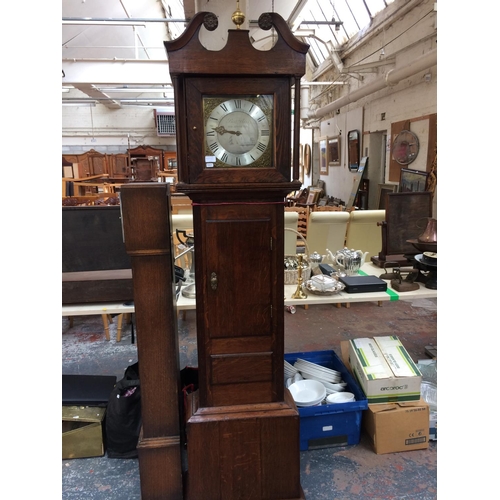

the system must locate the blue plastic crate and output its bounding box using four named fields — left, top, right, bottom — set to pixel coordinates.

left=285, top=350, right=368, bottom=451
